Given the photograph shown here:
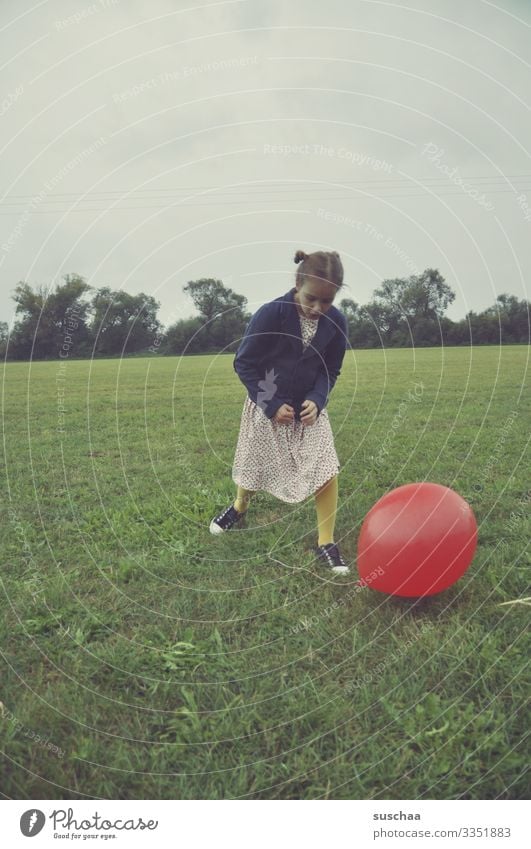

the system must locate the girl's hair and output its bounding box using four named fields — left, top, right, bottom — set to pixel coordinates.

left=294, top=249, right=344, bottom=290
